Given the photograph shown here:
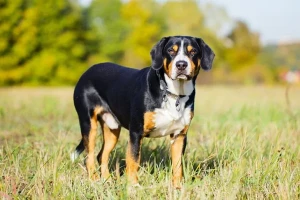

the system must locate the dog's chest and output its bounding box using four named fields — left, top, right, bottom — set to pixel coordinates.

left=147, top=96, right=191, bottom=138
